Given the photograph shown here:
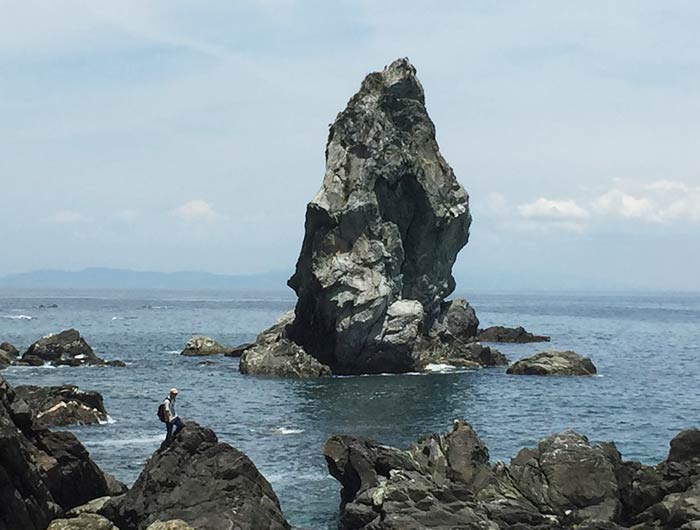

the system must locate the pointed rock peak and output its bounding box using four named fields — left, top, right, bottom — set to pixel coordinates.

left=357, top=57, right=425, bottom=104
